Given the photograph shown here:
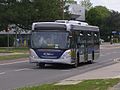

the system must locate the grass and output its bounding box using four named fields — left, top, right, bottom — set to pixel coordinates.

left=0, top=54, right=29, bottom=61
left=0, top=47, right=29, bottom=53
left=16, top=78, right=120, bottom=90
left=0, top=47, right=29, bottom=60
